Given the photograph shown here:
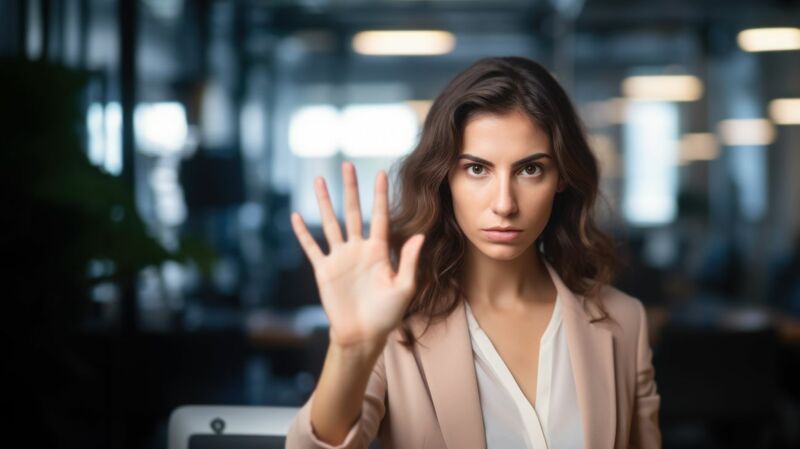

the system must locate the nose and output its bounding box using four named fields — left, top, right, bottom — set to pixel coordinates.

left=490, top=177, right=518, bottom=217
